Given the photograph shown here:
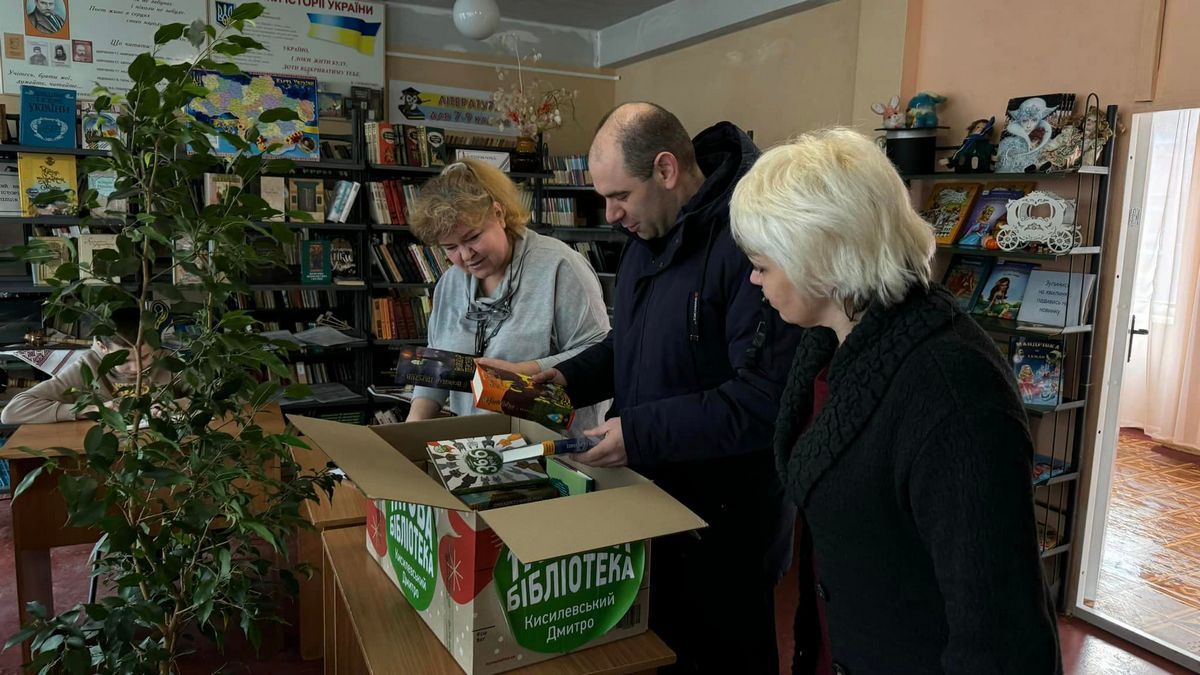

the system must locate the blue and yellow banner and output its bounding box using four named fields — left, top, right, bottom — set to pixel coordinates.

left=307, top=13, right=381, bottom=55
